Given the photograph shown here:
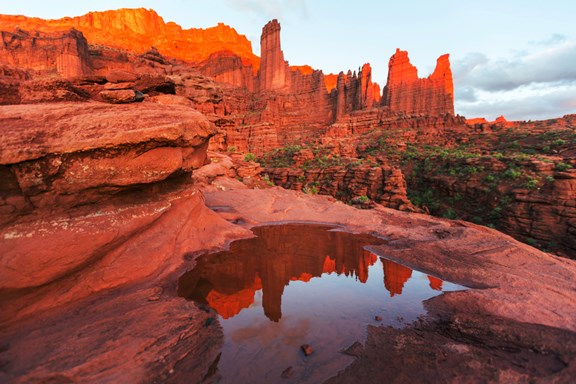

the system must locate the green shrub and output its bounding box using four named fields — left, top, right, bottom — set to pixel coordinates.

left=442, top=208, right=459, bottom=220
left=503, top=167, right=523, bottom=179
left=357, top=195, right=369, bottom=203
left=303, top=184, right=318, bottom=195
left=244, top=153, right=256, bottom=162
left=483, top=174, right=497, bottom=183
left=525, top=178, right=539, bottom=189
left=555, top=162, right=572, bottom=171
left=261, top=174, right=274, bottom=186
left=227, top=146, right=237, bottom=153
